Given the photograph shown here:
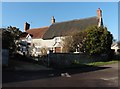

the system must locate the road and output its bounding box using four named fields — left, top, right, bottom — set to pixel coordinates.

left=2, top=60, right=119, bottom=88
